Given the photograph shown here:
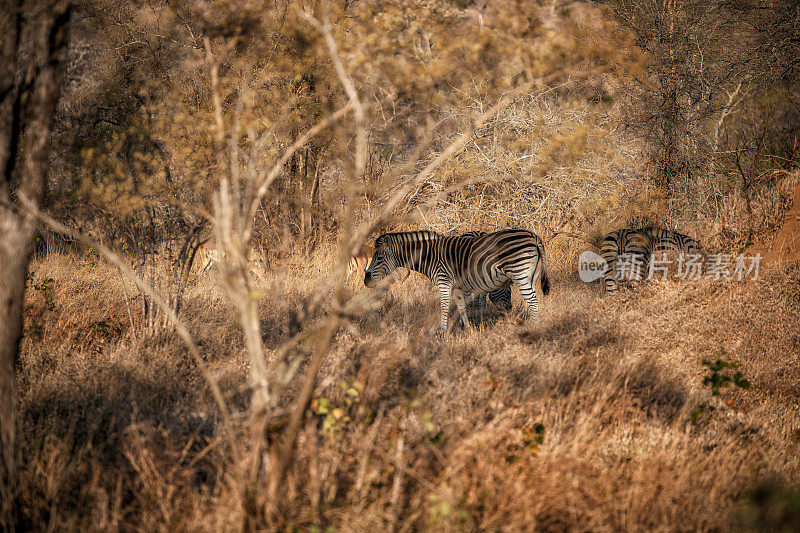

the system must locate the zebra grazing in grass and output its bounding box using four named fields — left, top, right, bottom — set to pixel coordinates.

left=364, top=229, right=549, bottom=332
left=601, top=227, right=702, bottom=292
left=348, top=243, right=410, bottom=283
